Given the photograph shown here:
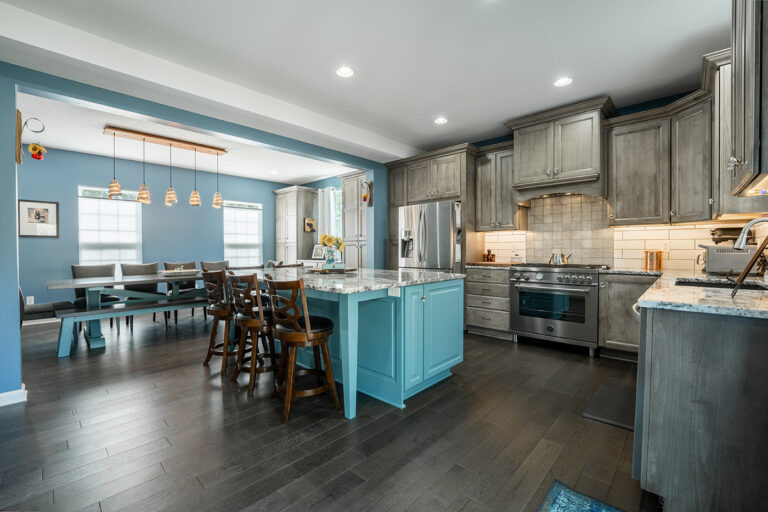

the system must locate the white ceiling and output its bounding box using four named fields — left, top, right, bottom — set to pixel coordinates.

left=17, top=92, right=357, bottom=184
left=1, top=0, right=731, bottom=161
